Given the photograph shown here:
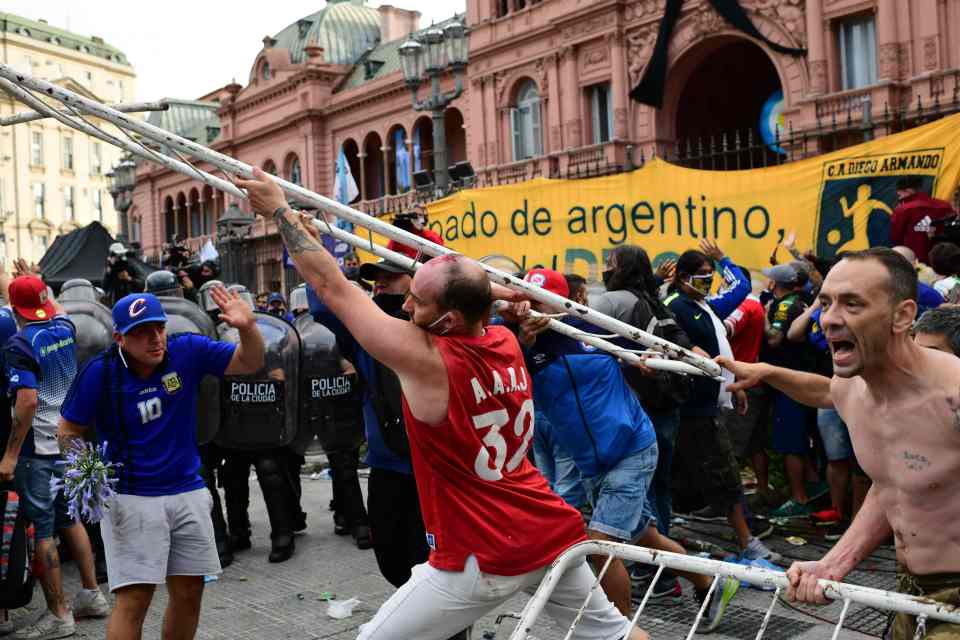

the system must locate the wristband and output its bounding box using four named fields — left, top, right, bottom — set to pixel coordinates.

left=272, top=206, right=289, bottom=220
